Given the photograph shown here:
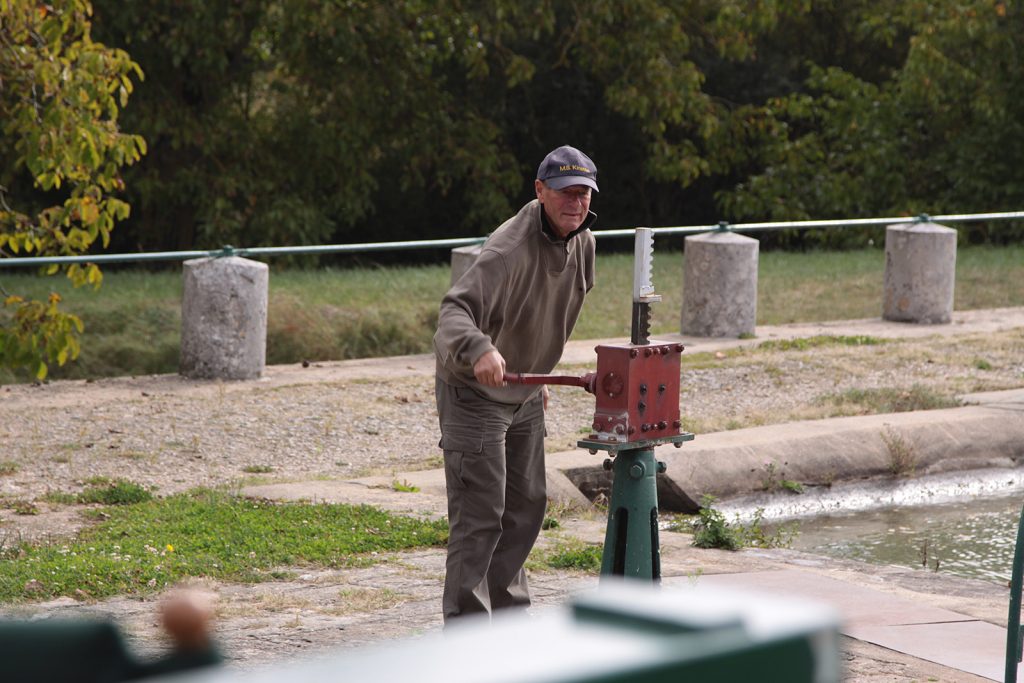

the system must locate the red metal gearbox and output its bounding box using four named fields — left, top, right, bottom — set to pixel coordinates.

left=504, top=340, right=684, bottom=445
left=588, top=341, right=683, bottom=443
